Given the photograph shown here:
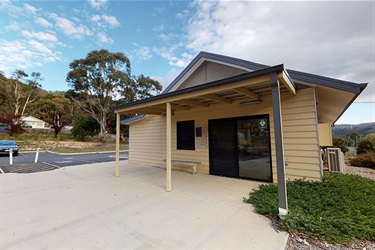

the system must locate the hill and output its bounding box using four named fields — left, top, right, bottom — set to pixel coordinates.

left=332, top=122, right=375, bottom=138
